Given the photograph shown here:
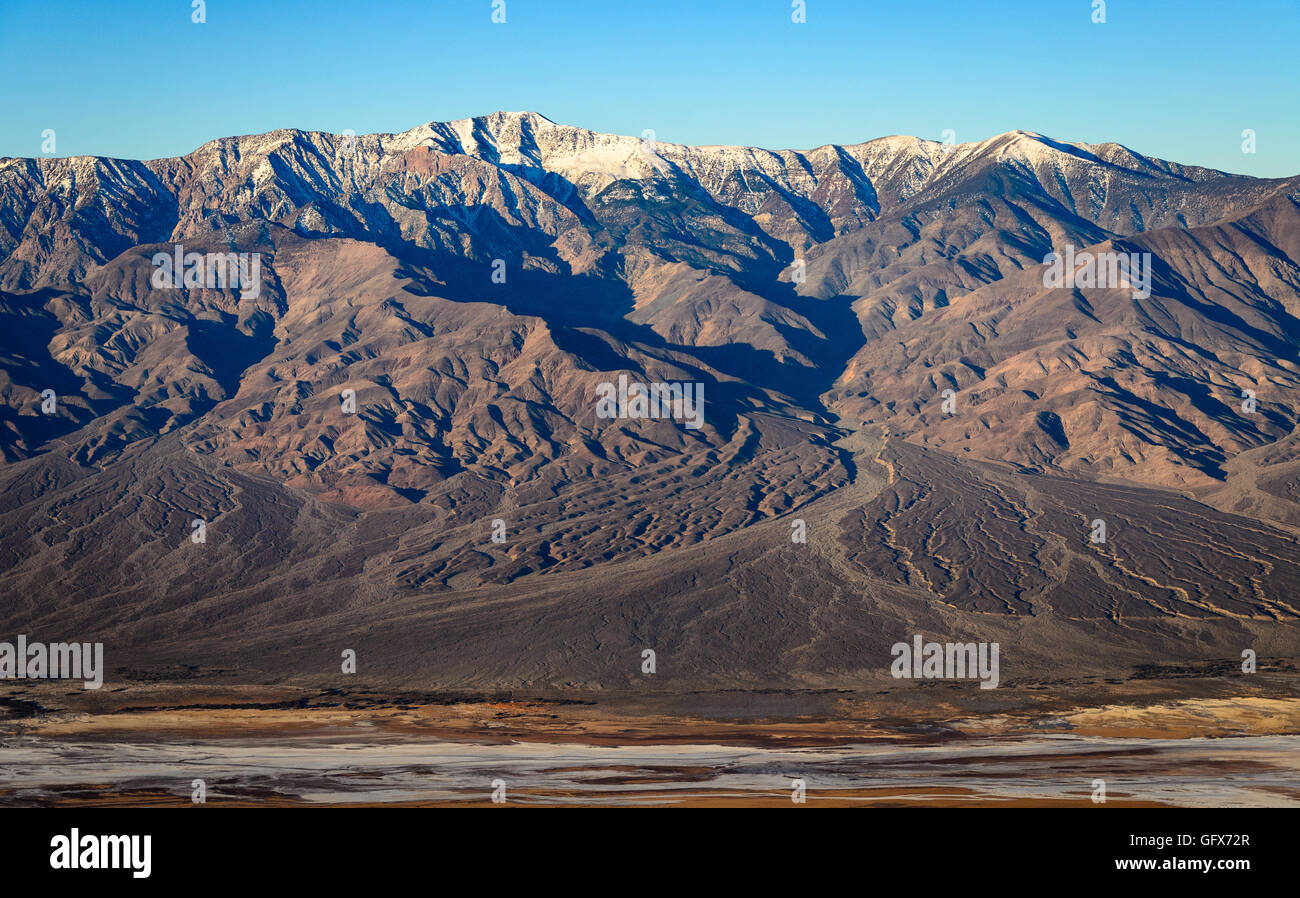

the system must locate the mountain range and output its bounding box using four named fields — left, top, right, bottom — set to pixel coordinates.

left=2, top=111, right=1298, bottom=689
